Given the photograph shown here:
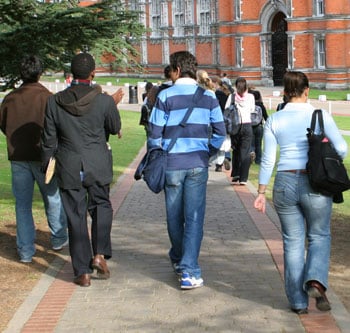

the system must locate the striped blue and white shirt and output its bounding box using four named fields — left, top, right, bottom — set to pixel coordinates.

left=147, top=78, right=226, bottom=170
